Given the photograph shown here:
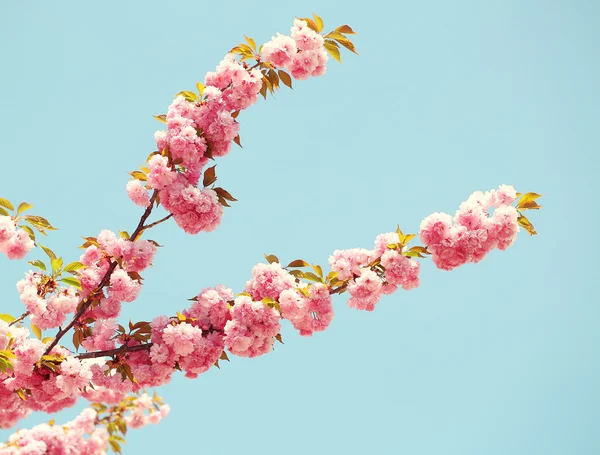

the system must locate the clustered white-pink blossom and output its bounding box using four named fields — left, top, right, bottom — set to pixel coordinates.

left=16, top=272, right=79, bottom=330
left=420, top=184, right=519, bottom=270
left=0, top=408, right=108, bottom=455
left=0, top=216, right=34, bottom=260
left=262, top=19, right=328, bottom=79
left=126, top=19, right=334, bottom=236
